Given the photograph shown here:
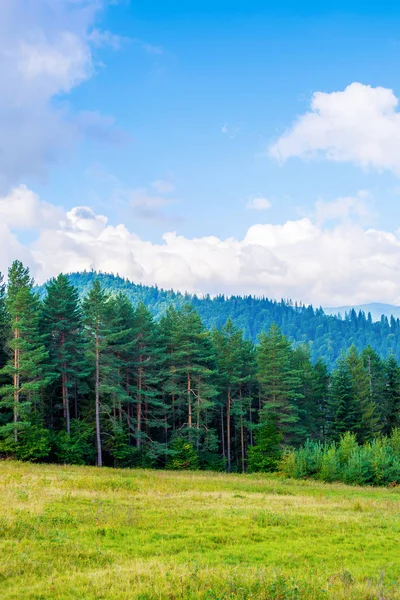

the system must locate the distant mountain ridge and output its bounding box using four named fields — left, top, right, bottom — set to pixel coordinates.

left=37, top=271, right=400, bottom=368
left=324, top=303, right=400, bottom=322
